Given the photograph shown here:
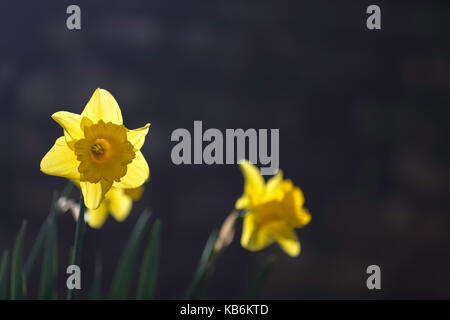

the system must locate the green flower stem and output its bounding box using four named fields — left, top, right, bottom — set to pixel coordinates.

left=90, top=259, right=102, bottom=300
left=67, top=198, right=86, bottom=300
